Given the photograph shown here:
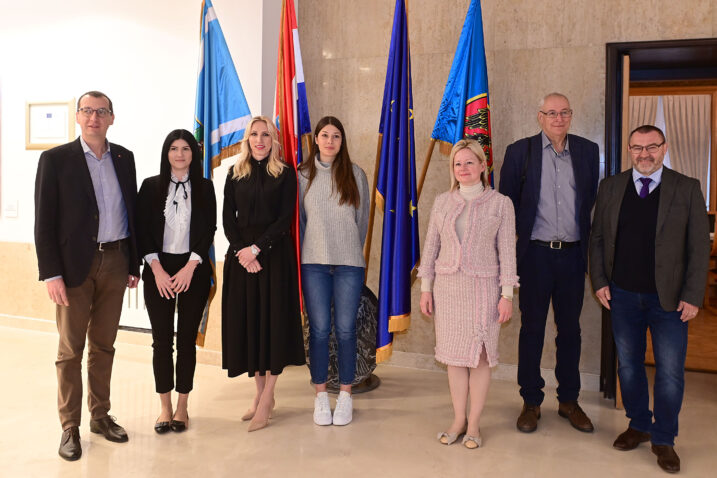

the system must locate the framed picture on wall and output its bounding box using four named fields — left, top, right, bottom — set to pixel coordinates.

left=25, top=100, right=75, bottom=150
